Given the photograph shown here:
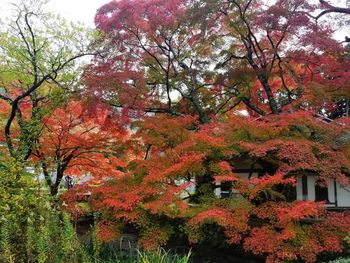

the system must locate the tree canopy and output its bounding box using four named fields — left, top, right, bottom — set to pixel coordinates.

left=1, top=0, right=350, bottom=262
